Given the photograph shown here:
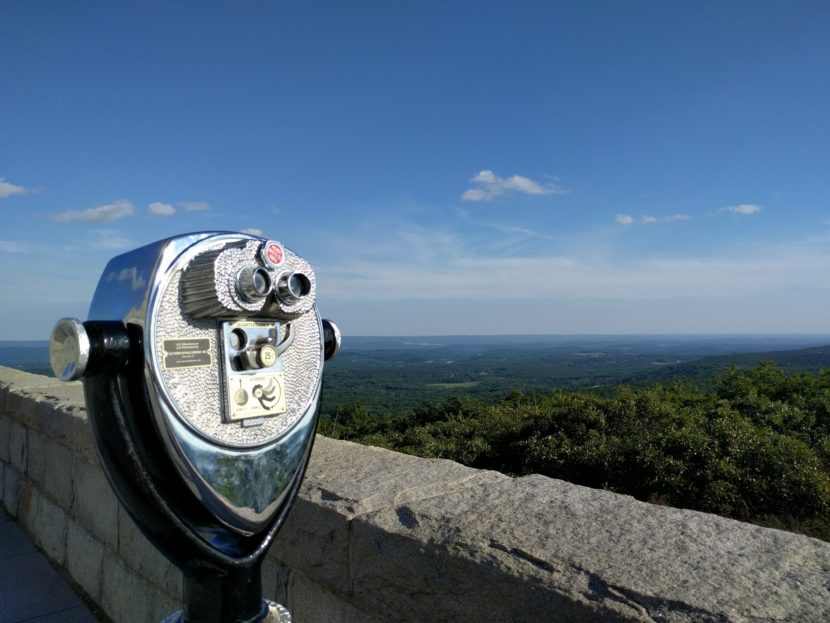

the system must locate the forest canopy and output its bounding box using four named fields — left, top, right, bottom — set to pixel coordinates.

left=321, top=362, right=830, bottom=541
